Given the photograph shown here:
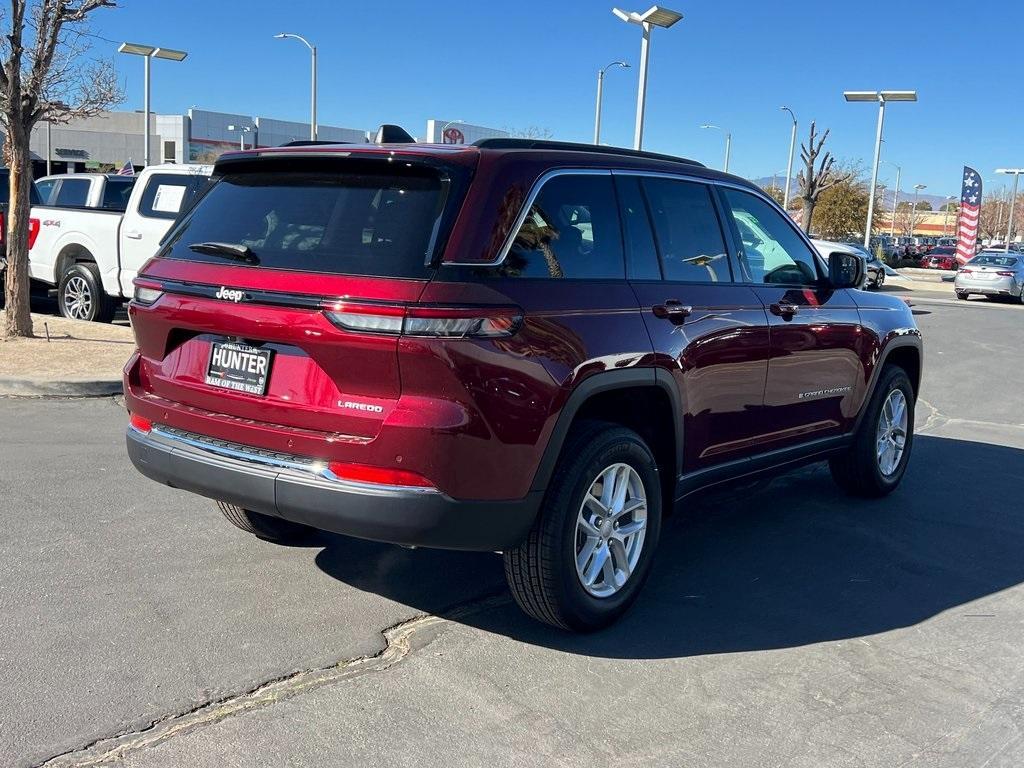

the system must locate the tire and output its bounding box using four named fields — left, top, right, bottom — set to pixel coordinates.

left=955, top=290, right=968, bottom=300
left=216, top=501, right=316, bottom=544
left=829, top=366, right=915, bottom=498
left=1018, top=285, right=1024, bottom=305
left=58, top=262, right=115, bottom=323
left=503, top=421, right=662, bottom=632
